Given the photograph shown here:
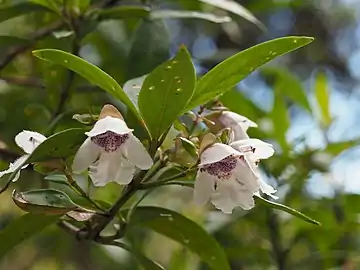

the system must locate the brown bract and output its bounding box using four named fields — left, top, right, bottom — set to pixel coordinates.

left=99, top=104, right=124, bottom=120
